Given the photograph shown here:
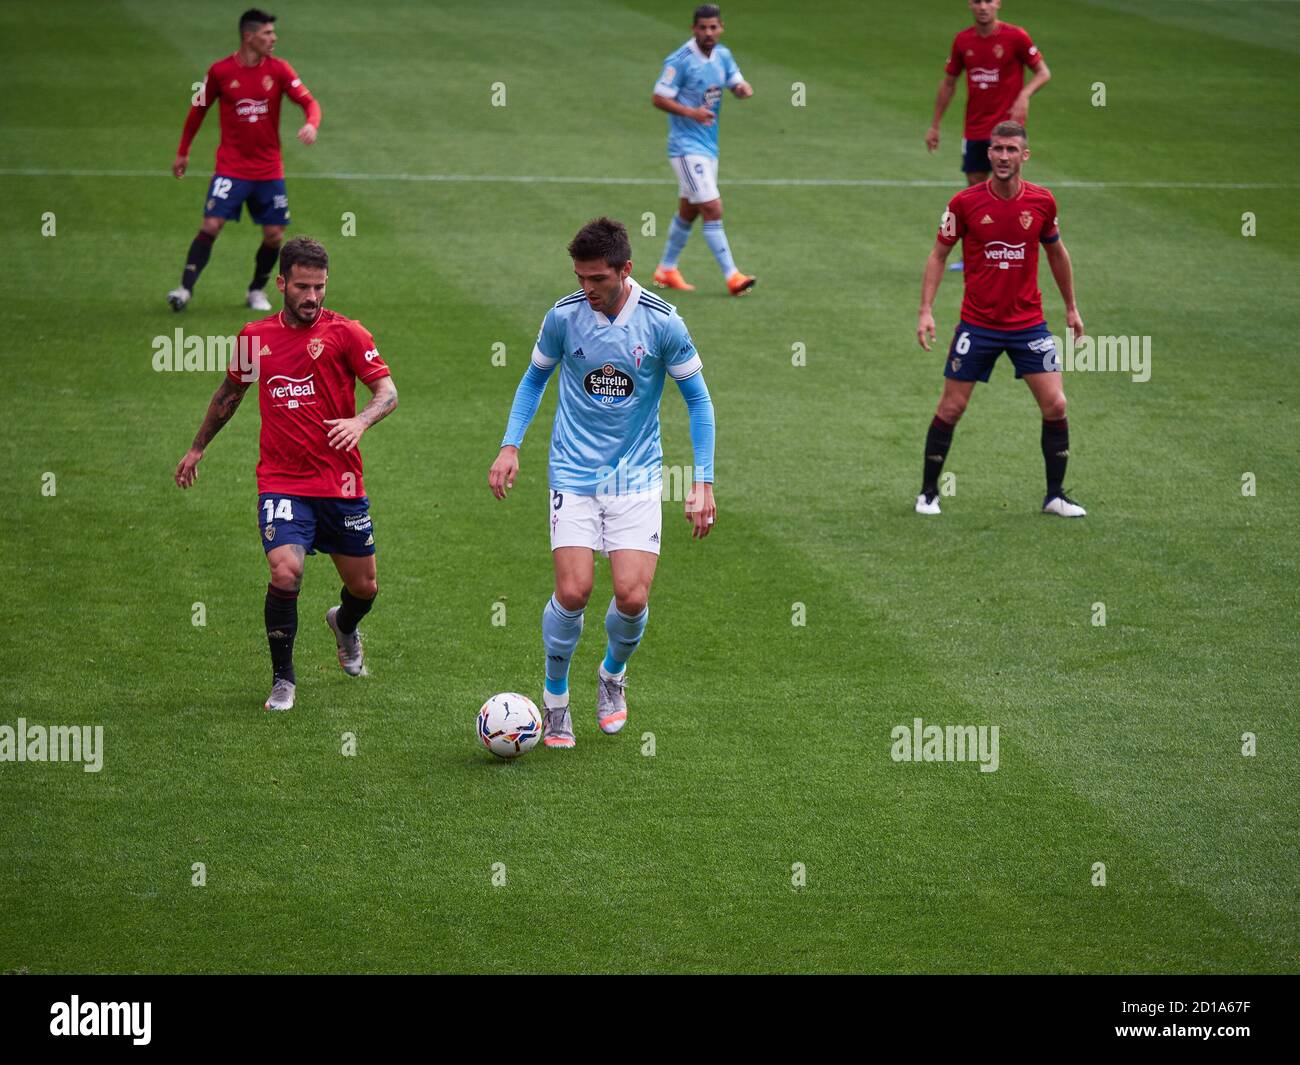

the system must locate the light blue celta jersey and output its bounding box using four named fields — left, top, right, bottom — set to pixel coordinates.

left=511, top=280, right=705, bottom=494
left=653, top=38, right=744, bottom=159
